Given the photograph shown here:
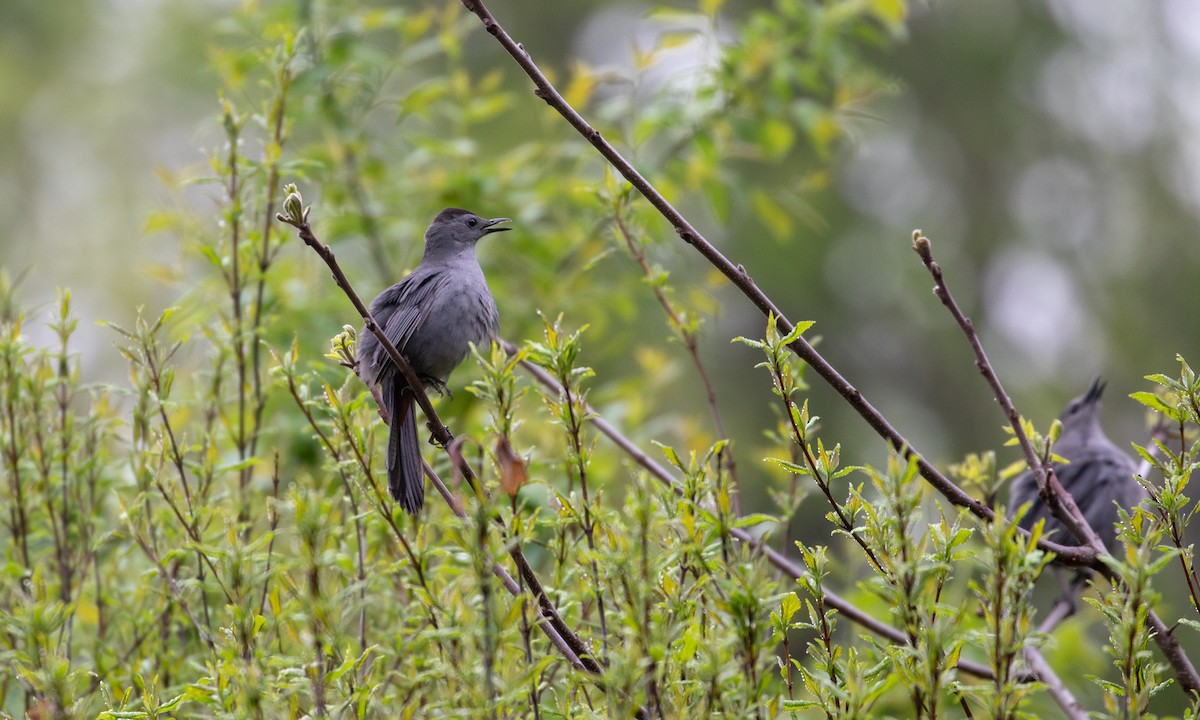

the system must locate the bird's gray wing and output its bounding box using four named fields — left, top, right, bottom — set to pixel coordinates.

left=369, top=270, right=446, bottom=354
left=1054, top=453, right=1139, bottom=547
left=361, top=268, right=451, bottom=385
left=1016, top=452, right=1137, bottom=547
left=381, top=270, right=451, bottom=351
